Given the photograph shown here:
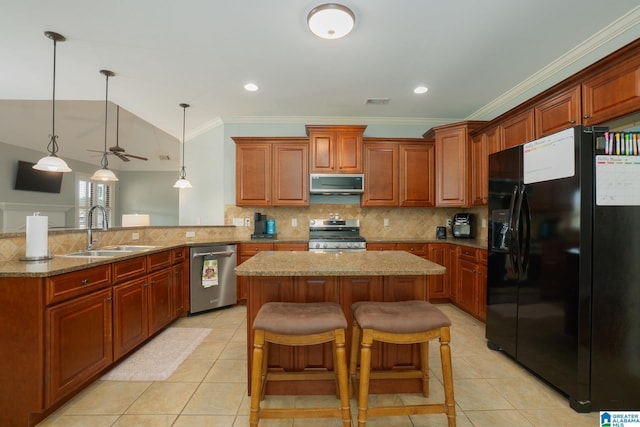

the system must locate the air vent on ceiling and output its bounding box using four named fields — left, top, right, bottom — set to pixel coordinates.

left=158, top=154, right=171, bottom=161
left=365, top=98, right=389, bottom=105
